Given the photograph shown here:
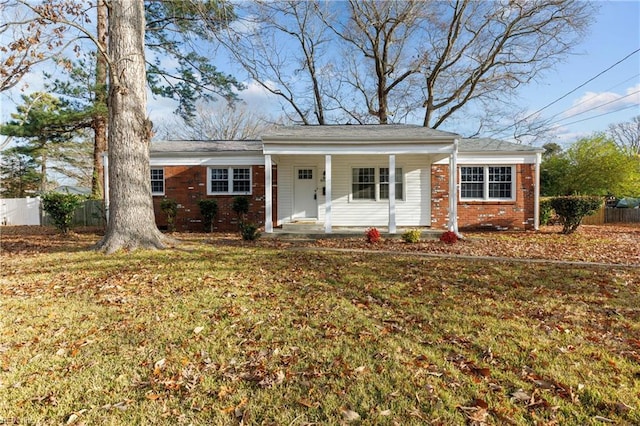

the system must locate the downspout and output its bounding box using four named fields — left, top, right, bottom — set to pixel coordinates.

left=102, top=151, right=109, bottom=224
left=449, top=139, right=460, bottom=236
left=534, top=152, right=541, bottom=230
left=265, top=154, right=273, bottom=233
